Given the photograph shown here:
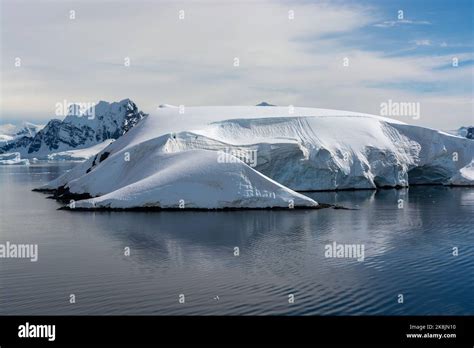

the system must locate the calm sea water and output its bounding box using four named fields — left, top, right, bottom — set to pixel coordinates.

left=0, top=163, right=473, bottom=315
